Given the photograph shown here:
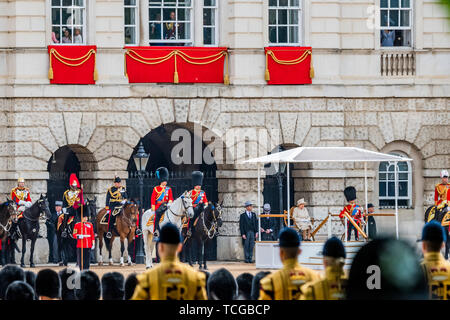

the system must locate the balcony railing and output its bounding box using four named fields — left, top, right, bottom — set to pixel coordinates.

left=381, top=51, right=415, bottom=76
